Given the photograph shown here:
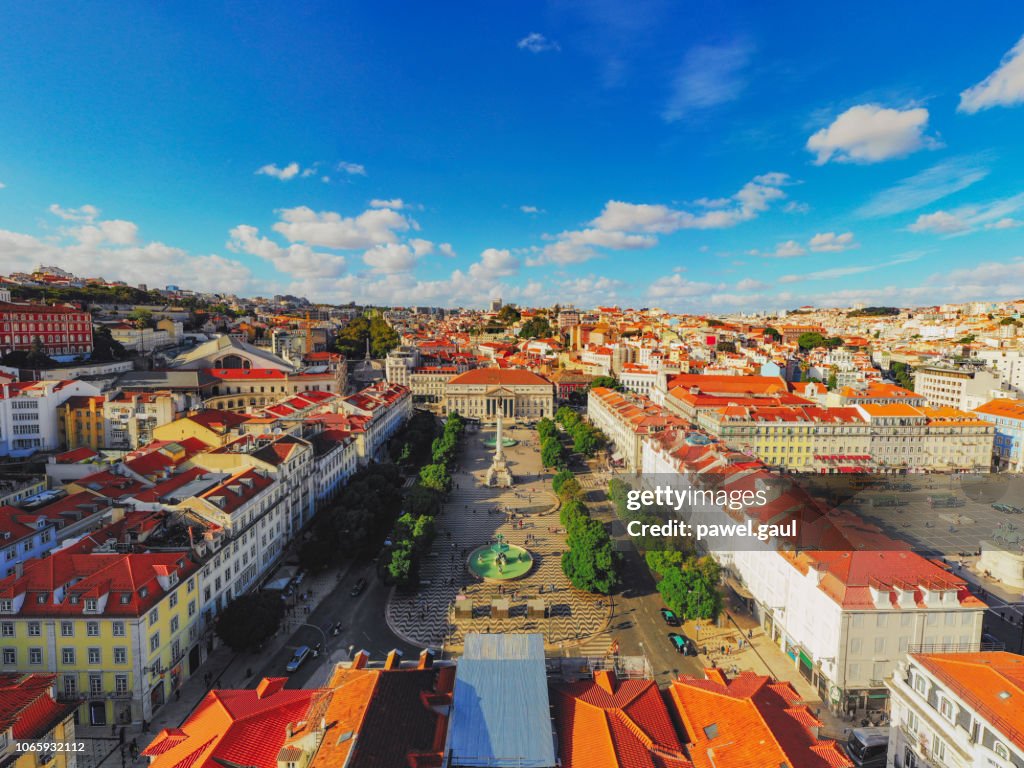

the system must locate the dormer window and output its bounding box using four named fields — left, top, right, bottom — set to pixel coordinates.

left=0, top=600, right=11, bottom=613
left=69, top=594, right=80, bottom=604
left=85, top=598, right=98, bottom=613
left=120, top=593, right=131, bottom=604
